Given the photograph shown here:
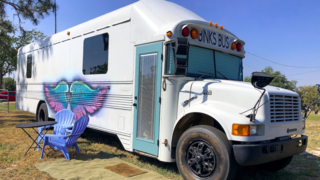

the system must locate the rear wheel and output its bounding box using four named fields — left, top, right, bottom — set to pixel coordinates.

left=176, top=125, right=238, bottom=180
left=36, top=103, right=48, bottom=122
left=259, top=156, right=293, bottom=172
